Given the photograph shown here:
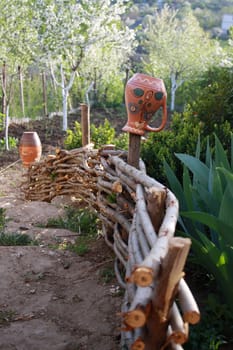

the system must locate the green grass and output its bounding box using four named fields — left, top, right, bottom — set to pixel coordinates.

left=0, top=309, right=16, bottom=325
left=42, top=206, right=99, bottom=235
left=68, top=236, right=90, bottom=256
left=0, top=232, right=35, bottom=246
left=100, top=266, right=115, bottom=283
left=0, top=208, right=37, bottom=246
left=0, top=208, right=7, bottom=231
left=43, top=206, right=100, bottom=256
